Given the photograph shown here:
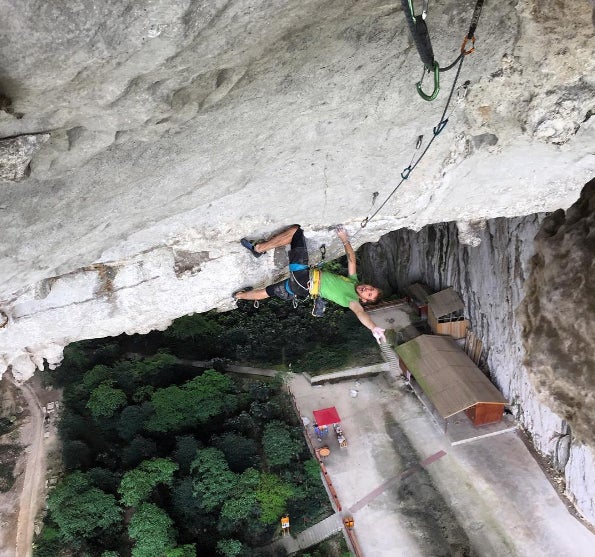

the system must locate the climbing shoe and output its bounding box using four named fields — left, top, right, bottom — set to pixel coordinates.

left=240, top=238, right=264, bottom=258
